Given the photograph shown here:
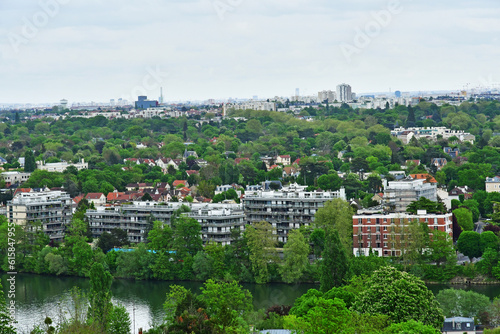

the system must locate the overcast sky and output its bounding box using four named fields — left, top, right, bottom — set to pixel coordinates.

left=1, top=0, right=499, bottom=104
